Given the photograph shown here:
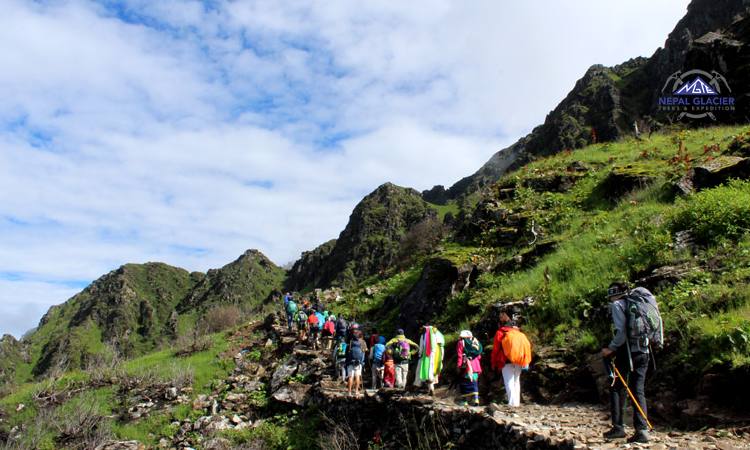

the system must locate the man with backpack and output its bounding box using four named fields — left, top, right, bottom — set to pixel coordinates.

left=335, top=315, right=348, bottom=344
left=333, top=339, right=348, bottom=383
left=370, top=336, right=387, bottom=389
left=285, top=297, right=298, bottom=332
left=457, top=330, right=483, bottom=406
left=601, top=282, right=663, bottom=444
left=385, top=329, right=418, bottom=390
left=307, top=309, right=321, bottom=350
left=322, top=315, right=336, bottom=350
left=491, top=312, right=531, bottom=407
left=294, top=308, right=308, bottom=341
left=346, top=329, right=368, bottom=396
